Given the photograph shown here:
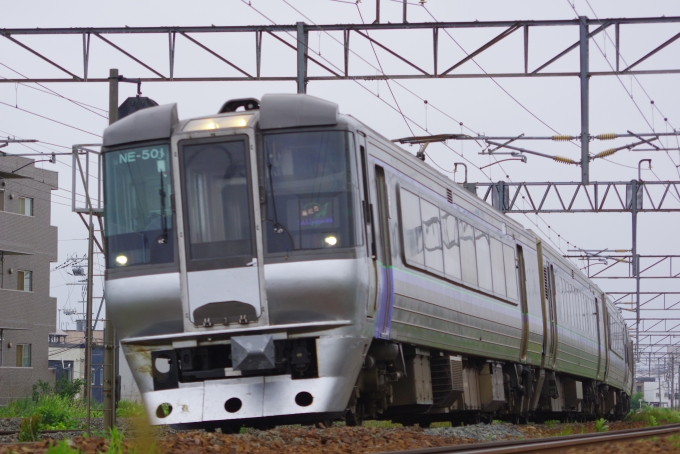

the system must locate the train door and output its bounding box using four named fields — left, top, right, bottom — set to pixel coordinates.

left=595, top=296, right=603, bottom=380
left=548, top=265, right=558, bottom=367
left=358, top=134, right=378, bottom=319
left=374, top=165, right=394, bottom=338
left=602, top=299, right=610, bottom=382
left=179, top=136, right=264, bottom=326
left=517, top=245, right=530, bottom=361
left=541, top=260, right=558, bottom=368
